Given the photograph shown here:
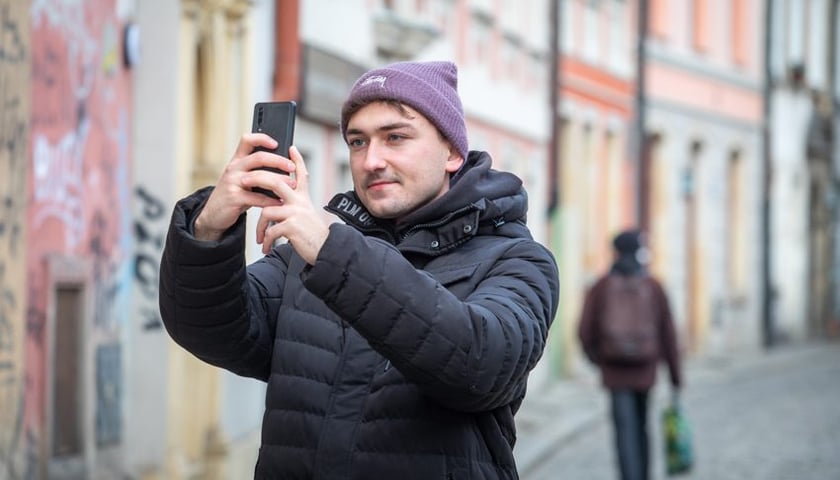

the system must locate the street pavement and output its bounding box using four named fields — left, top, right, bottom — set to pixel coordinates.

left=513, top=340, right=840, bottom=480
